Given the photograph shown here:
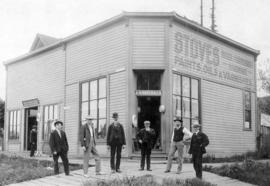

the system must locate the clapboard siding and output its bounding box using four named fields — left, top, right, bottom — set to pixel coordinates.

left=131, top=19, right=165, bottom=67
left=109, top=71, right=127, bottom=132
left=66, top=21, right=128, bottom=85
left=64, top=83, right=79, bottom=155
left=6, top=48, right=65, bottom=109
left=202, top=80, right=256, bottom=156
left=8, top=143, right=20, bottom=152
